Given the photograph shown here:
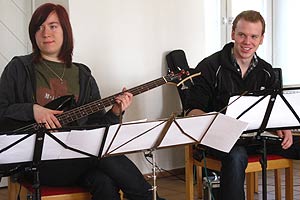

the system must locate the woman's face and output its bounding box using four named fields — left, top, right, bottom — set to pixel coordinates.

left=35, top=11, right=63, bottom=61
